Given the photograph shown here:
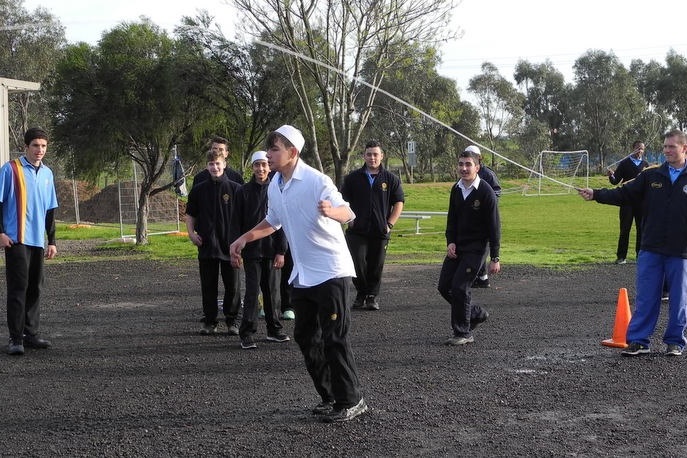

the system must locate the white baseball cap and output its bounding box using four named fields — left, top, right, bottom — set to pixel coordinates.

left=464, top=145, right=481, bottom=156
left=275, top=125, right=305, bottom=153
left=251, top=150, right=268, bottom=164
